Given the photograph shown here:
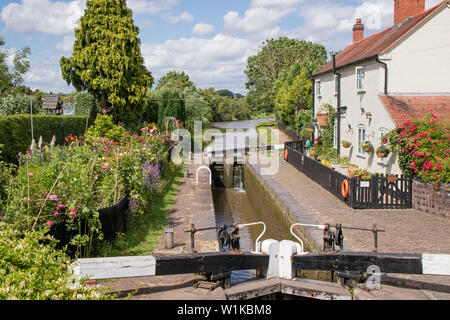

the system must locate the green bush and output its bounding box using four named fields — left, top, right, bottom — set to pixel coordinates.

left=0, top=221, right=113, bottom=300
left=0, top=93, right=43, bottom=115
left=85, top=115, right=127, bottom=142
left=0, top=115, right=88, bottom=163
